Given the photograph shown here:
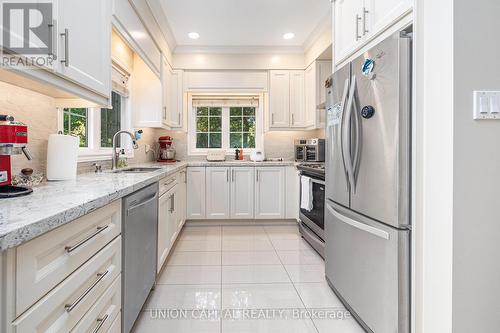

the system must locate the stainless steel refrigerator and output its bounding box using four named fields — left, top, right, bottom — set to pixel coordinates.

left=324, top=31, right=411, bottom=333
